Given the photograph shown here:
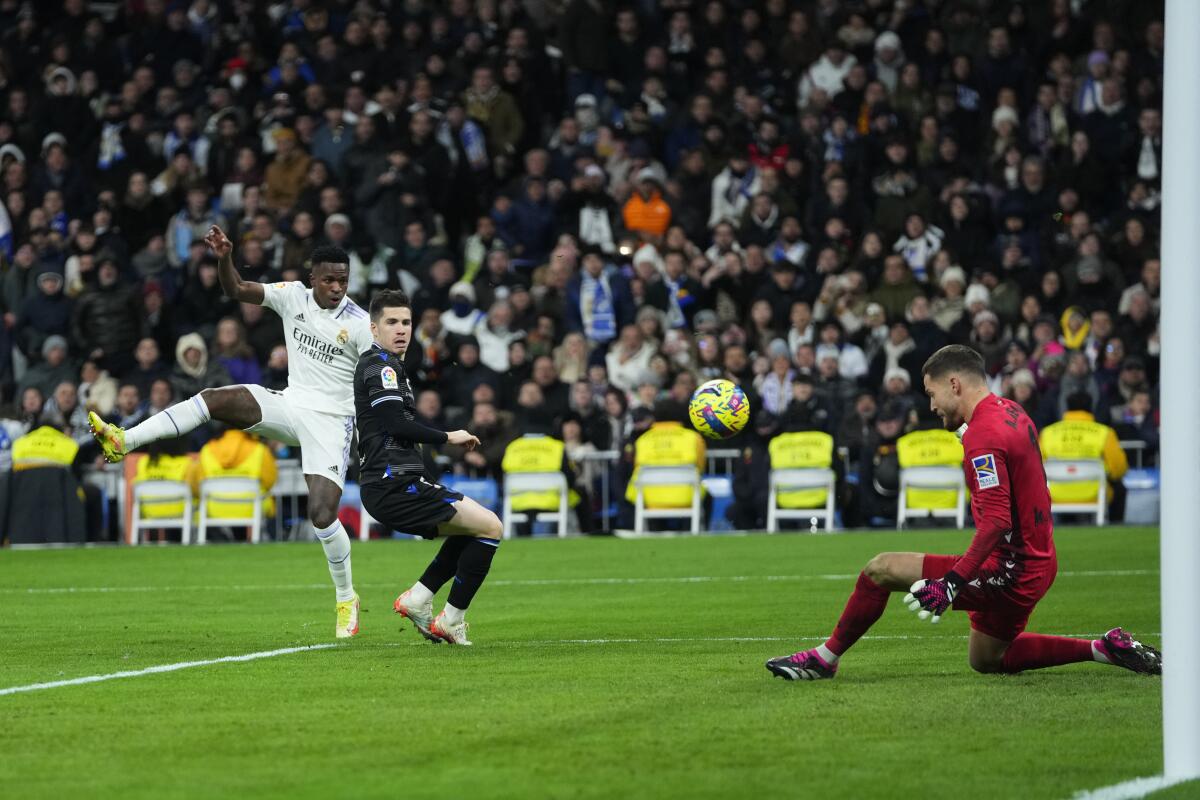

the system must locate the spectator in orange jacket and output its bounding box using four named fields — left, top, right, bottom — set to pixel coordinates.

left=623, top=167, right=672, bottom=241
